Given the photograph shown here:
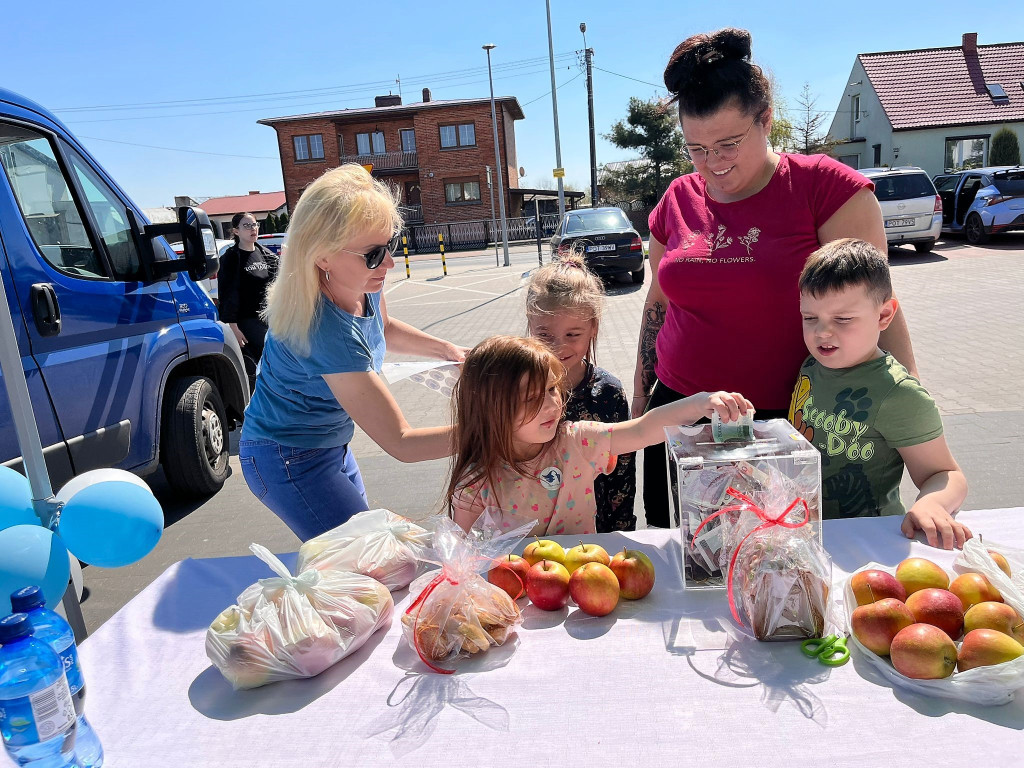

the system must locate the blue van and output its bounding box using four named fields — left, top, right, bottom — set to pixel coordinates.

left=0, top=88, right=249, bottom=497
